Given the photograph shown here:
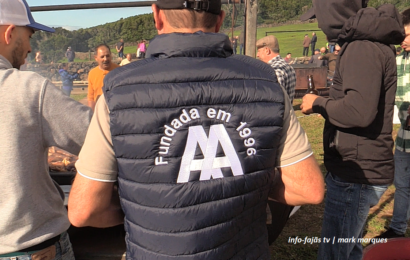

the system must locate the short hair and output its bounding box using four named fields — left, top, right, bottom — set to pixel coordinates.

left=59, top=63, right=67, bottom=70
left=403, top=7, right=410, bottom=26
left=287, top=53, right=291, bottom=55
left=162, top=9, right=218, bottom=29
left=94, top=44, right=111, bottom=56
